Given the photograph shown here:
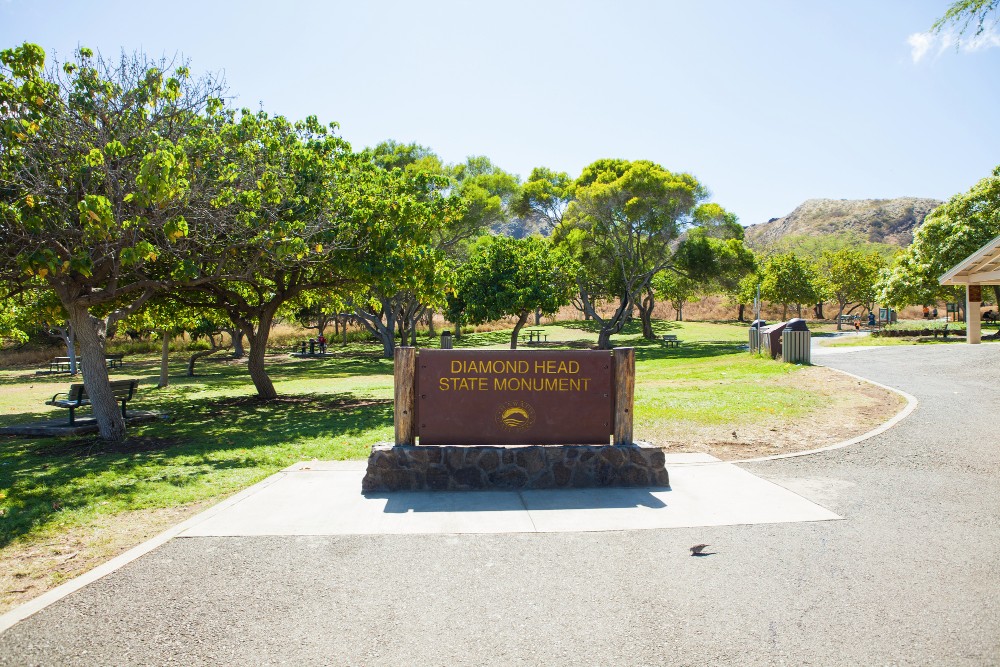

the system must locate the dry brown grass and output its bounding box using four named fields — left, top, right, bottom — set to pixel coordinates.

left=0, top=500, right=211, bottom=615
left=653, top=366, right=905, bottom=460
